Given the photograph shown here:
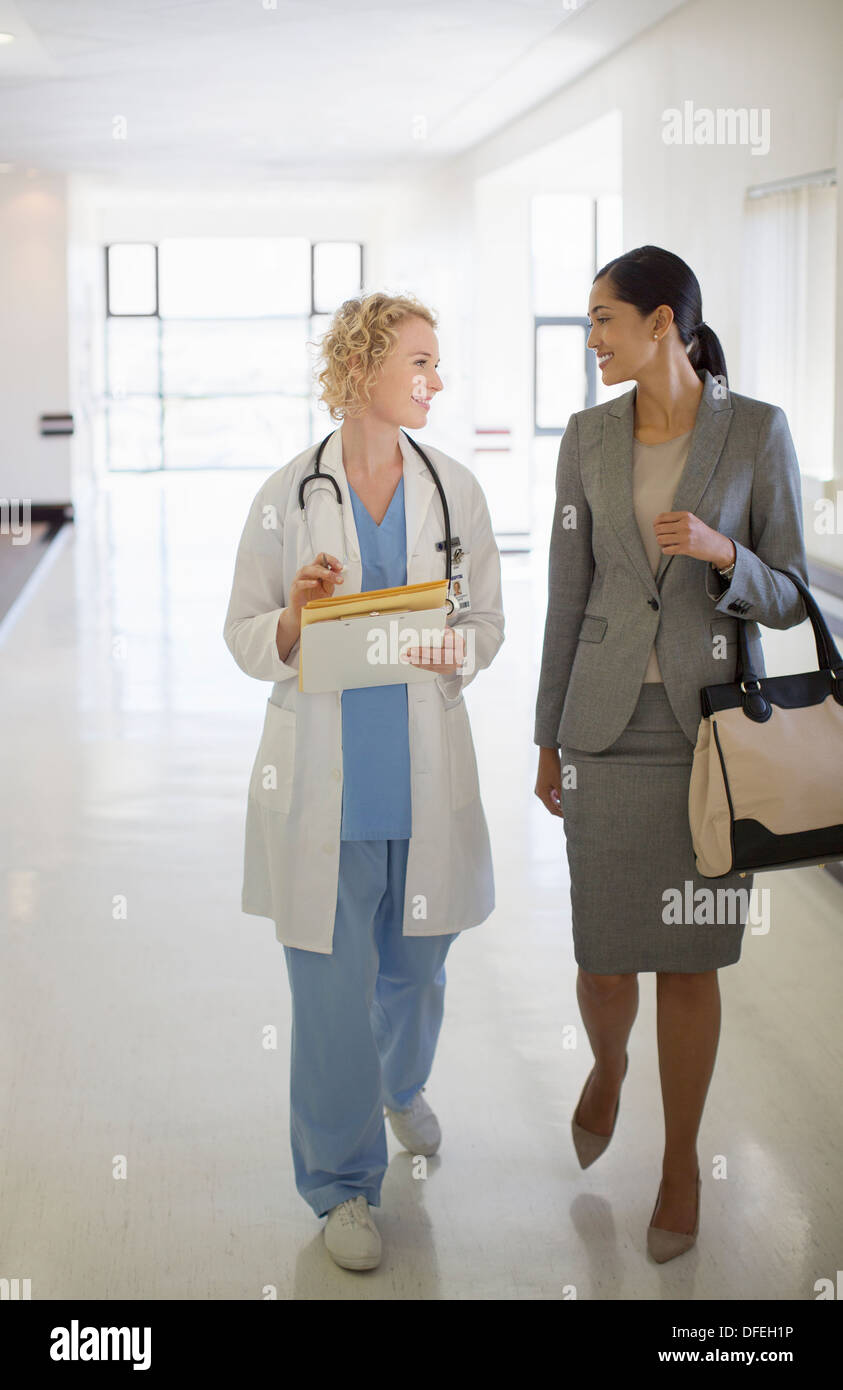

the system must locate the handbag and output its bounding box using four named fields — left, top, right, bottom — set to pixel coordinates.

left=688, top=568, right=843, bottom=878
